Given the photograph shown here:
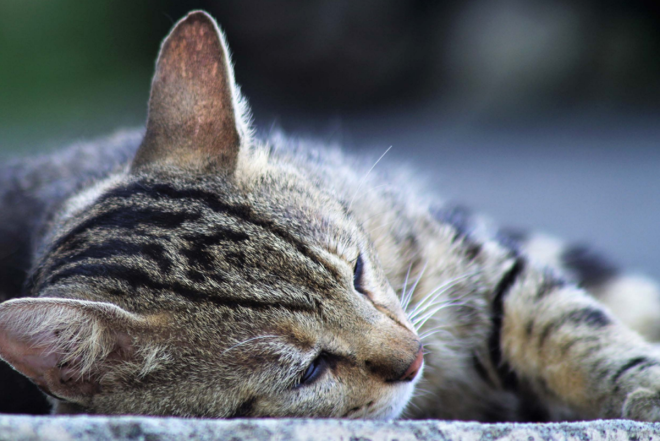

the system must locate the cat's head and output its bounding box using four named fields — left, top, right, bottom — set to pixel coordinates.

left=0, top=11, right=422, bottom=418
